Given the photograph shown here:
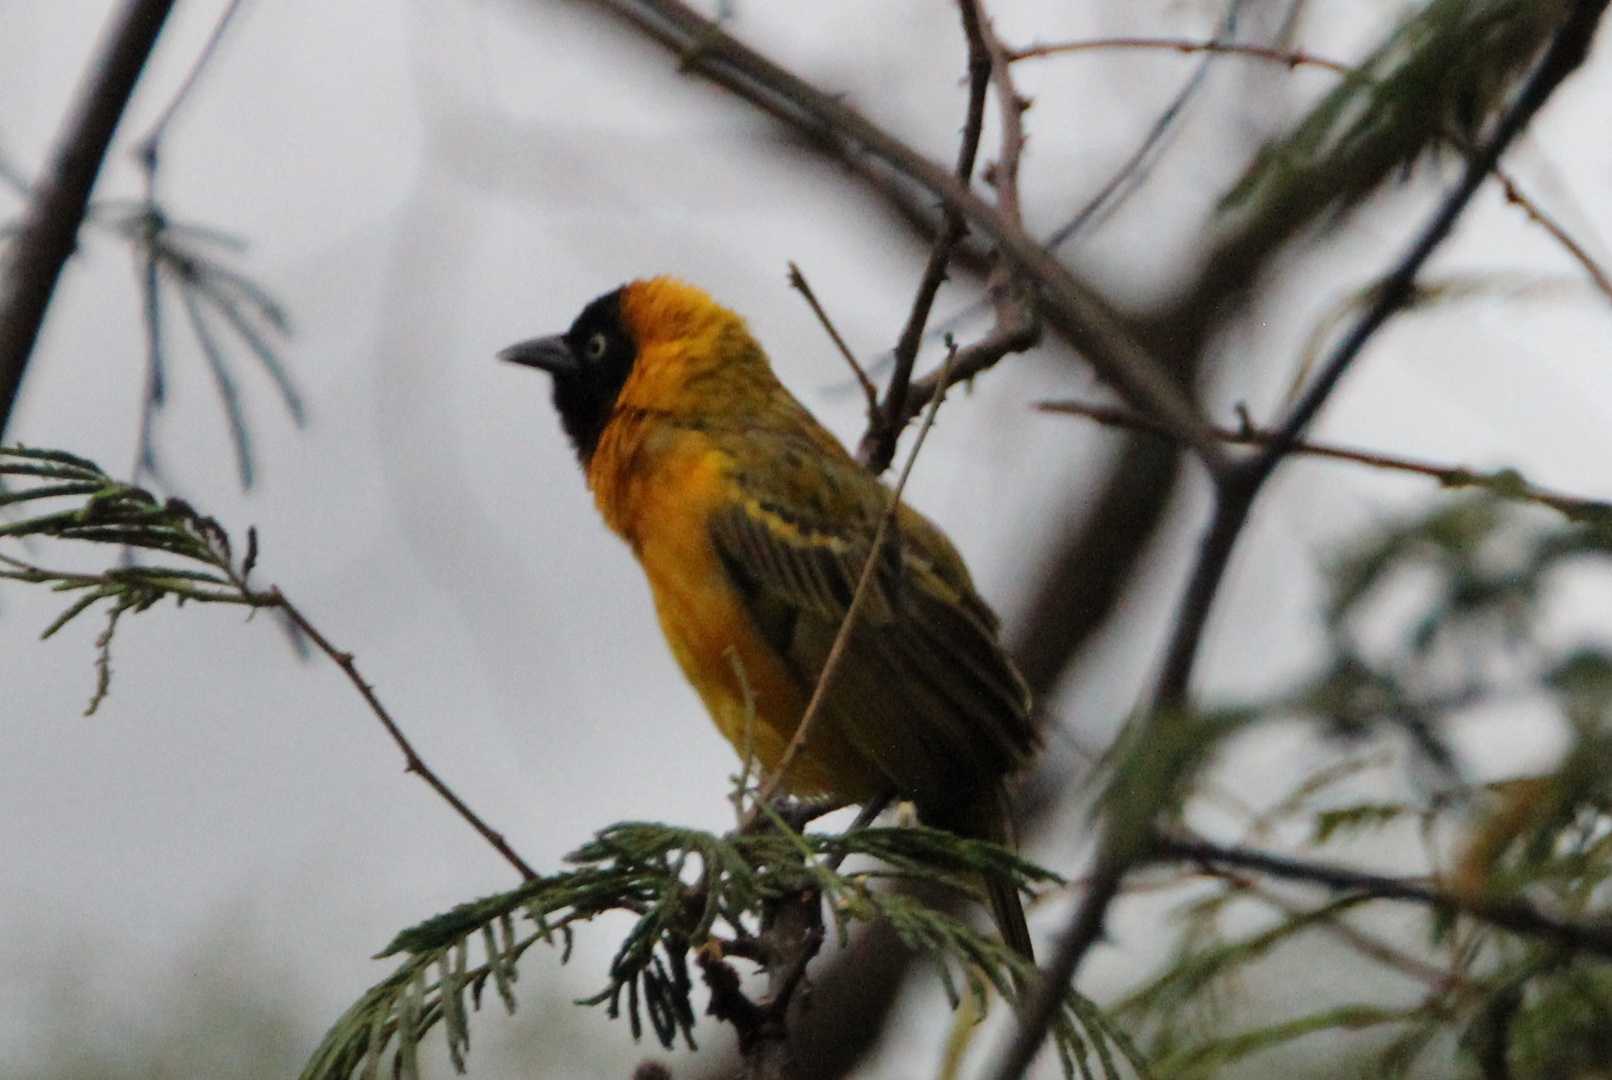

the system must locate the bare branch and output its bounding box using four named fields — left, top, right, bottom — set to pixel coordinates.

left=1159, top=831, right=1612, bottom=961
left=974, top=1, right=1026, bottom=226
left=1009, top=35, right=1352, bottom=74
left=0, top=0, right=177, bottom=437
left=1493, top=166, right=1612, bottom=306
left=787, top=262, right=878, bottom=423
left=1038, top=399, right=1612, bottom=521
left=858, top=0, right=992, bottom=473
left=861, top=0, right=1039, bottom=473
left=261, top=586, right=539, bottom=881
